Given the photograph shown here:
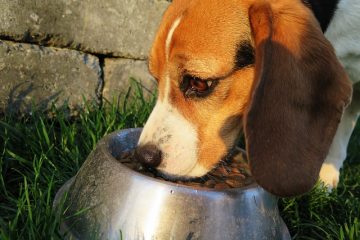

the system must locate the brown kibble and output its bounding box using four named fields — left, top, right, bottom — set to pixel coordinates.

left=228, top=173, right=246, bottom=179
left=224, top=165, right=232, bottom=173
left=204, top=180, right=216, bottom=188
left=225, top=179, right=244, bottom=188
left=214, top=183, right=230, bottom=189
left=230, top=167, right=241, bottom=174
left=206, top=175, right=223, bottom=183
left=216, top=165, right=229, bottom=176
